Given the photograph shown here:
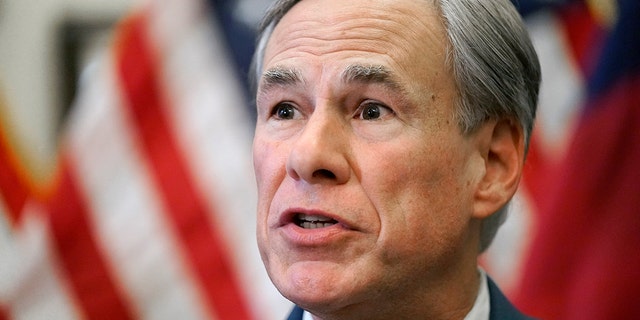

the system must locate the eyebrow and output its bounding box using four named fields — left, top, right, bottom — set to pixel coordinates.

left=341, top=64, right=402, bottom=90
left=259, top=64, right=404, bottom=93
left=260, top=67, right=304, bottom=93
